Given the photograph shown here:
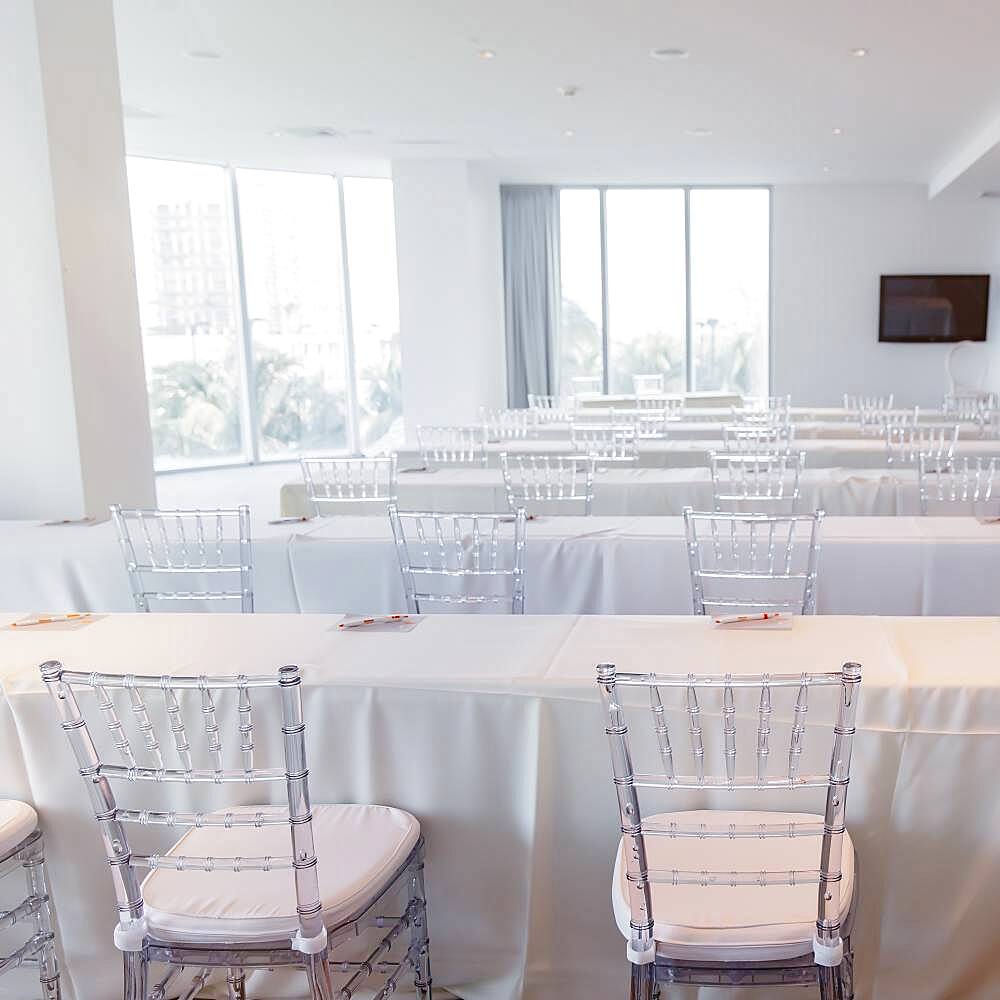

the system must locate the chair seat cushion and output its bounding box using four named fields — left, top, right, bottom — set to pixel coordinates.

left=612, top=810, right=856, bottom=963
left=0, top=800, right=38, bottom=859
left=143, top=804, right=420, bottom=945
